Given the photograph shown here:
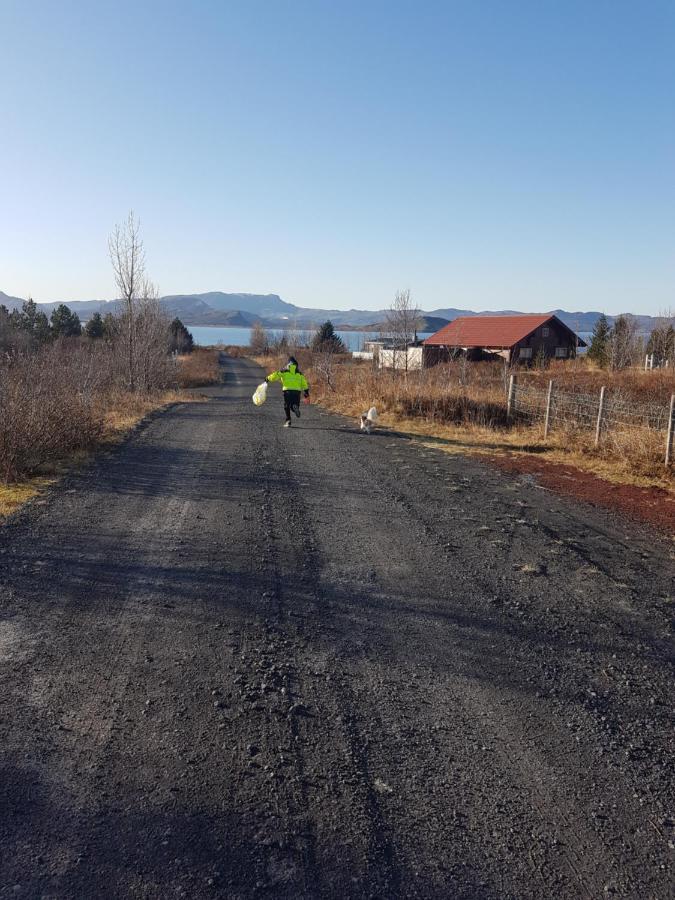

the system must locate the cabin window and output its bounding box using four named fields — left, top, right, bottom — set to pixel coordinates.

left=555, top=347, right=568, bottom=358
left=542, top=327, right=550, bottom=337
left=519, top=347, right=533, bottom=360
